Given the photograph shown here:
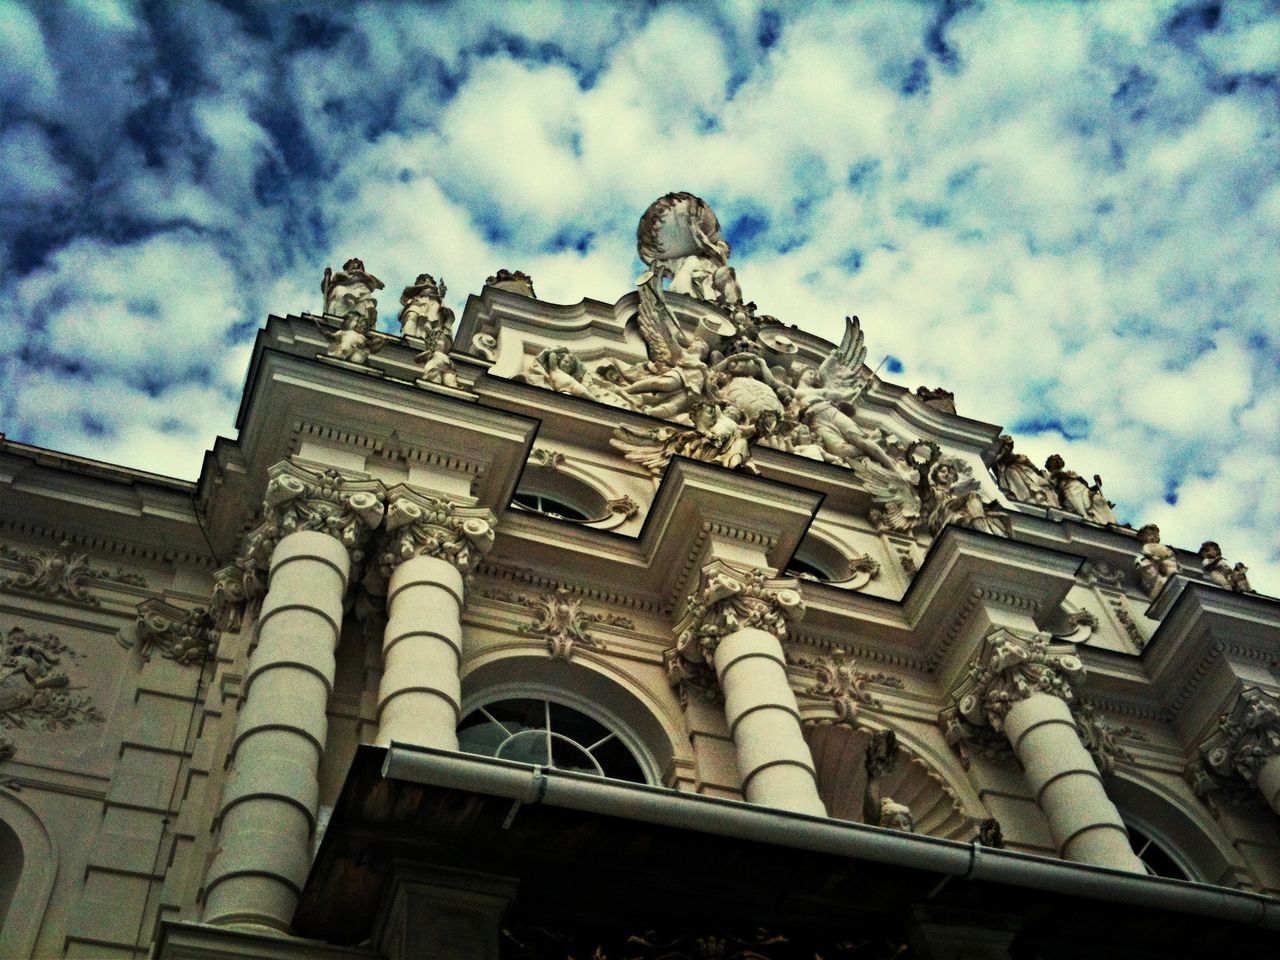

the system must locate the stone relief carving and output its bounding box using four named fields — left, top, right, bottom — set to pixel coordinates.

left=135, top=598, right=216, bottom=665
left=376, top=488, right=495, bottom=579
left=992, top=435, right=1059, bottom=508
left=1073, top=701, right=1140, bottom=774
left=792, top=652, right=902, bottom=727
left=668, top=560, right=804, bottom=701
left=1198, top=540, right=1251, bottom=593
left=0, top=626, right=103, bottom=731
left=521, top=587, right=604, bottom=661
left=606, top=495, right=640, bottom=520
left=485, top=268, right=535, bottom=297
left=851, top=440, right=1012, bottom=540
left=1194, top=688, right=1280, bottom=796
left=0, top=541, right=147, bottom=605
left=399, top=273, right=460, bottom=388
left=611, top=402, right=760, bottom=476
left=1134, top=523, right=1179, bottom=599
left=517, top=347, right=634, bottom=408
